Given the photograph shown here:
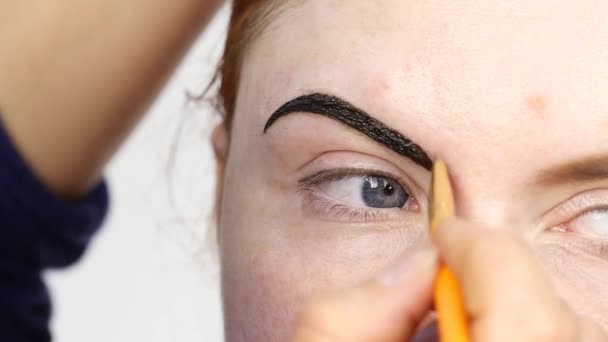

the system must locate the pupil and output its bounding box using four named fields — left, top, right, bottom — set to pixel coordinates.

left=383, top=183, right=394, bottom=196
